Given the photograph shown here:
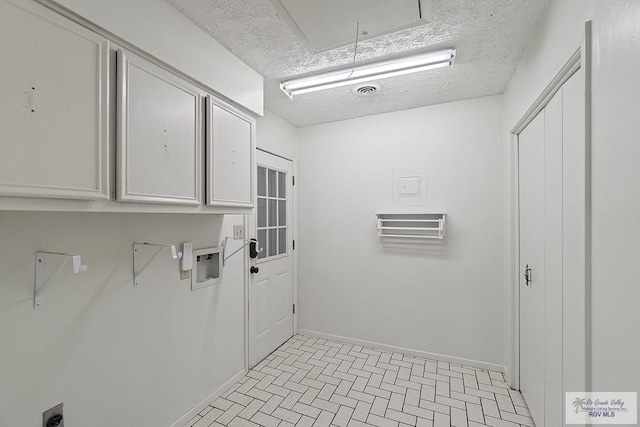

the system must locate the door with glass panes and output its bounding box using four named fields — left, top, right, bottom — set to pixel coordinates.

left=249, top=149, right=294, bottom=367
